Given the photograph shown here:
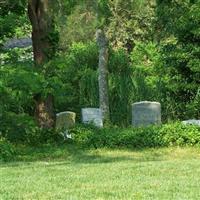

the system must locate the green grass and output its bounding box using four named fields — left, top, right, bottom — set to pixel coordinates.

left=1, top=145, right=200, bottom=199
